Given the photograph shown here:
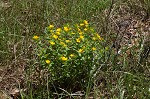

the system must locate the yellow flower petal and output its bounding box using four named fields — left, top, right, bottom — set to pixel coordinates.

left=64, top=27, right=69, bottom=32
left=61, top=56, right=68, bottom=61
left=78, top=49, right=84, bottom=53
left=92, top=47, right=96, bottom=51
left=79, top=35, right=84, bottom=39
left=70, top=54, right=75, bottom=57
left=79, top=32, right=83, bottom=35
left=52, top=34, right=58, bottom=39
left=66, top=40, right=71, bottom=43
left=56, top=28, right=62, bottom=32
left=60, top=42, right=67, bottom=47
left=92, top=37, right=97, bottom=40
left=80, top=23, right=84, bottom=26
left=56, top=32, right=60, bottom=35
left=76, top=38, right=81, bottom=43
left=45, top=60, right=50, bottom=64
left=49, top=24, right=54, bottom=29
left=83, top=20, right=88, bottom=25
left=84, top=28, right=88, bottom=31
left=33, top=35, right=39, bottom=40
left=96, top=33, right=103, bottom=40
left=50, top=41, right=55, bottom=45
